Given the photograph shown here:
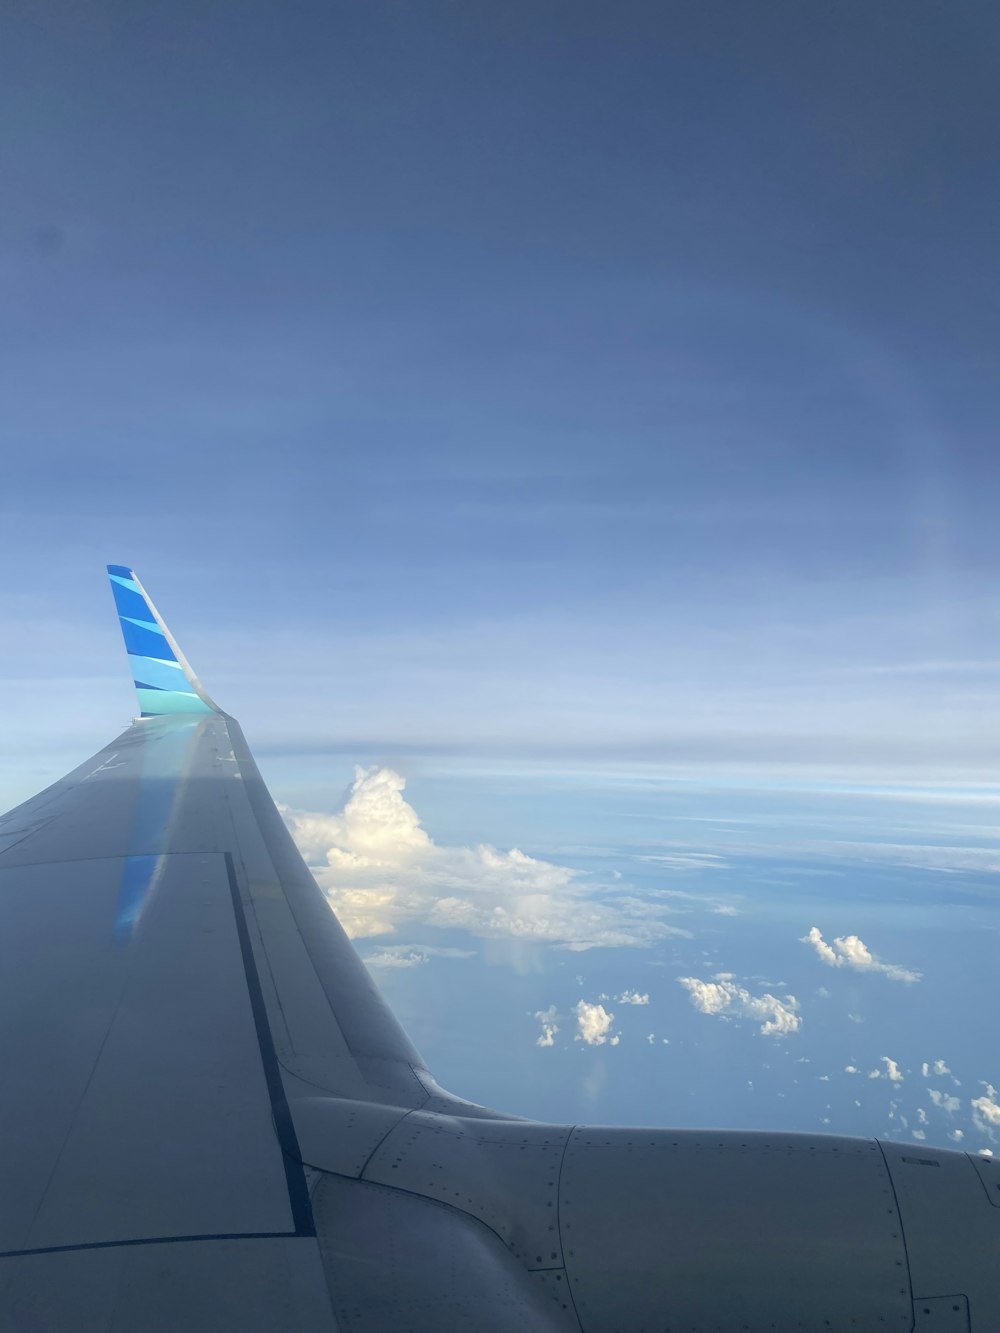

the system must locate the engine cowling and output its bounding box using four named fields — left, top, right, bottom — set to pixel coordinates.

left=294, top=1099, right=1000, bottom=1330
left=558, top=1128, right=1000, bottom=1331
